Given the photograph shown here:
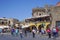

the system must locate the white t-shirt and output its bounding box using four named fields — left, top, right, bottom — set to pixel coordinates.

left=52, top=28, right=56, bottom=32
left=32, top=29, right=36, bottom=33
